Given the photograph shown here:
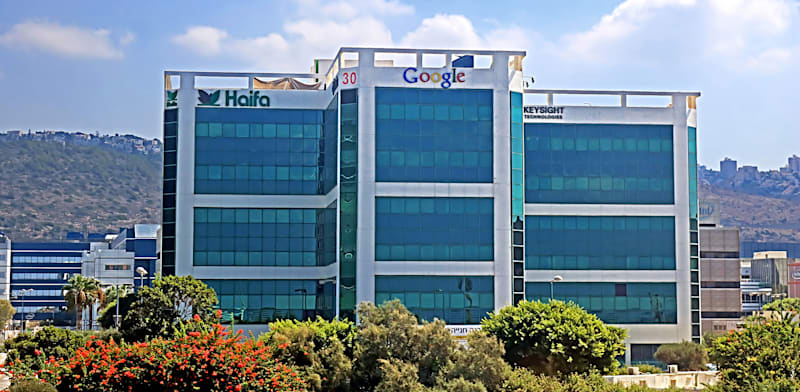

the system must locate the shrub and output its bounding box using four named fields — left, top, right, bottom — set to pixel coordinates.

left=708, top=315, right=800, bottom=391
left=654, top=341, right=707, bottom=370
left=634, top=364, right=662, bottom=374
left=3, top=326, right=86, bottom=370
left=441, top=331, right=511, bottom=392
left=482, top=300, right=627, bottom=375
left=262, top=317, right=356, bottom=391
left=6, top=316, right=308, bottom=392
left=9, top=379, right=57, bottom=392
left=762, top=298, right=800, bottom=313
